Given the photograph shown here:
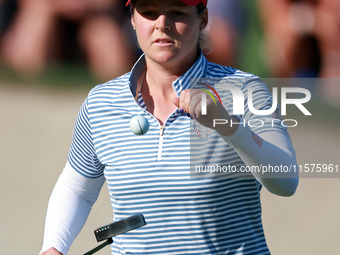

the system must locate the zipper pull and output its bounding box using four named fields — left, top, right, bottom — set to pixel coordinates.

left=160, top=125, right=164, bottom=136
